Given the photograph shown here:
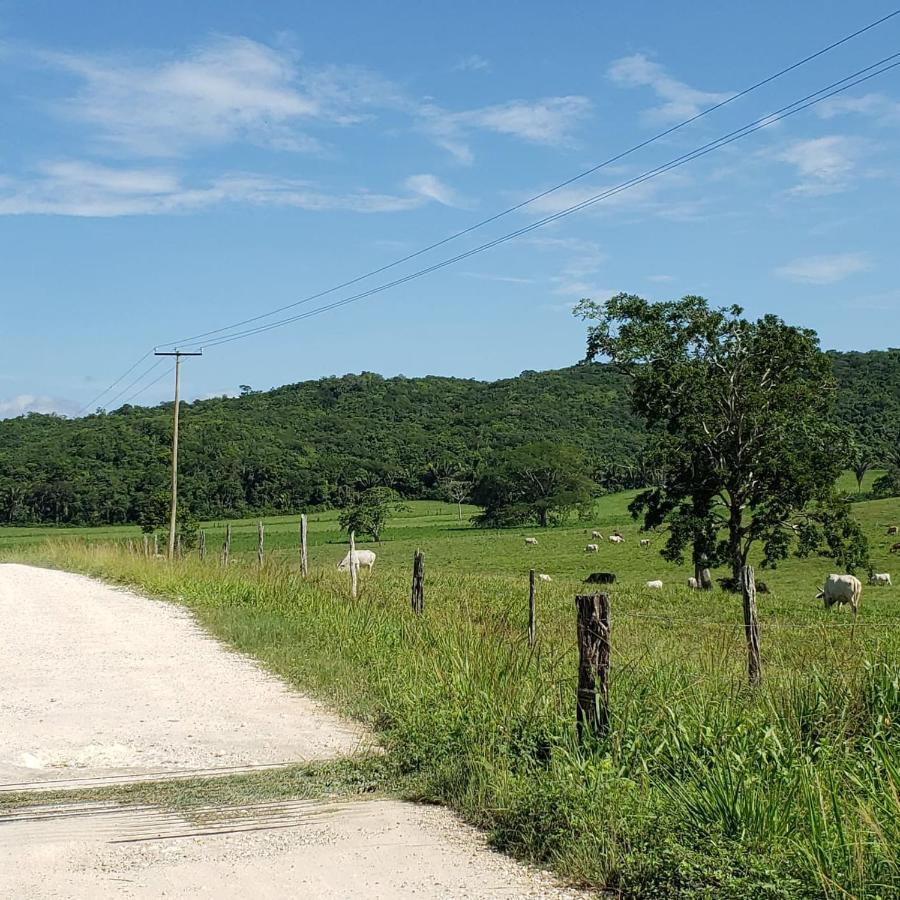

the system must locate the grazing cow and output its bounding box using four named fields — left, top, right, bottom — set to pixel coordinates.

left=816, top=574, right=862, bottom=613
left=585, top=543, right=599, bottom=553
left=892, top=542, right=900, bottom=554
left=591, top=530, right=603, bottom=539
left=538, top=573, right=552, bottom=583
left=645, top=580, right=663, bottom=590
left=337, top=549, right=377, bottom=572
left=756, top=581, right=770, bottom=594
left=609, top=534, right=624, bottom=544
left=524, top=537, right=539, bottom=546
left=887, top=526, right=898, bottom=535
left=869, top=572, right=892, bottom=586
left=585, top=572, right=616, bottom=585
left=640, top=539, right=651, bottom=548
left=687, top=576, right=699, bottom=590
